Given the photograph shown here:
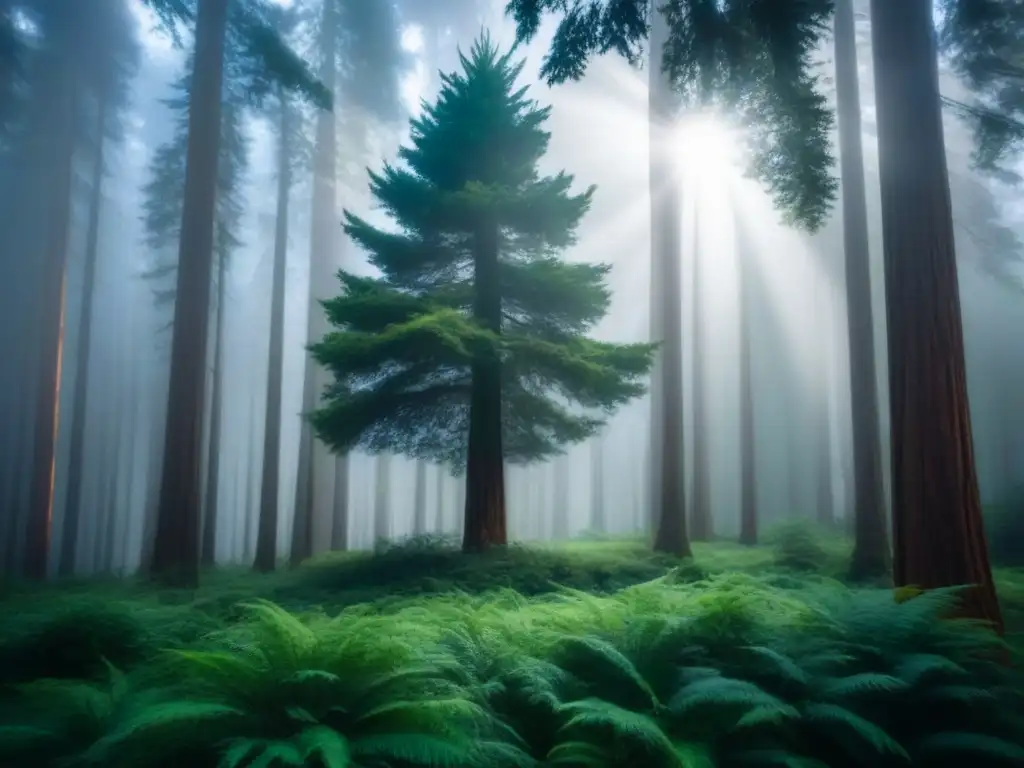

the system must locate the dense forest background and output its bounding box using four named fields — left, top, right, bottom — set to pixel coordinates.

left=0, top=0, right=1021, bottom=578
